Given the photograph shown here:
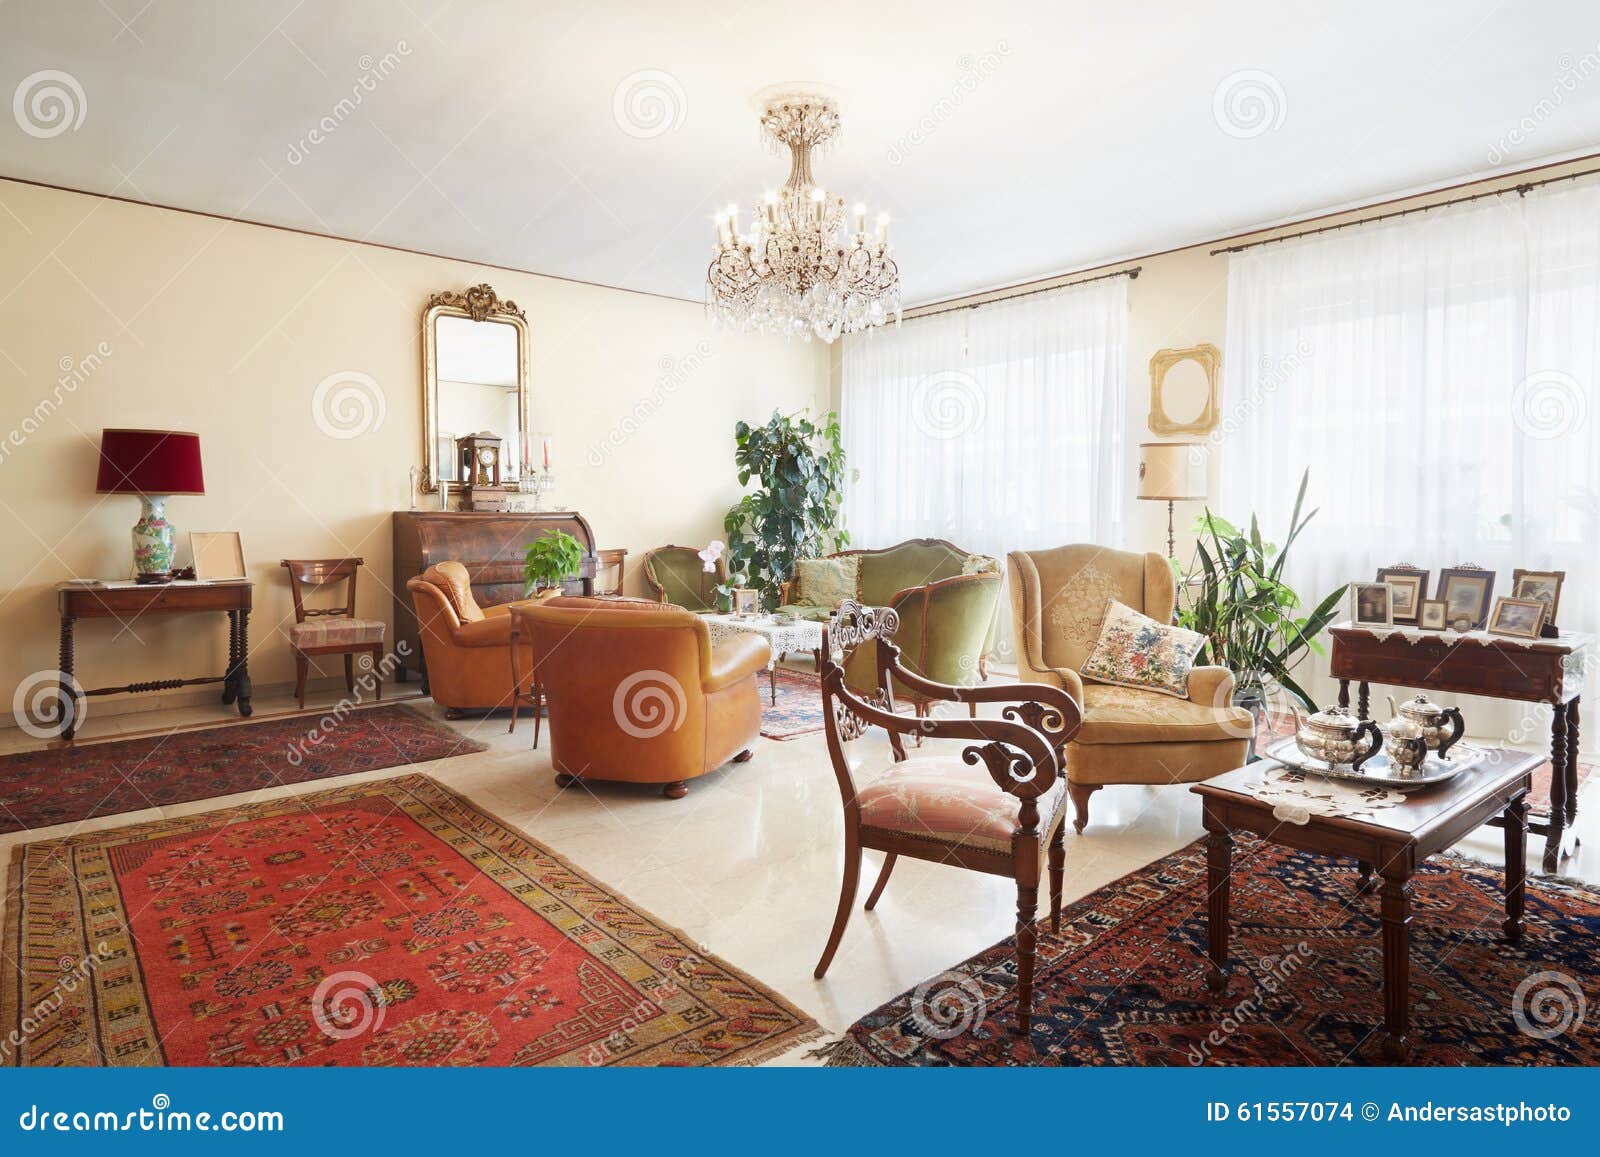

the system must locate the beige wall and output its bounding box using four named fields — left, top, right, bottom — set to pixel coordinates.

left=0, top=179, right=827, bottom=723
